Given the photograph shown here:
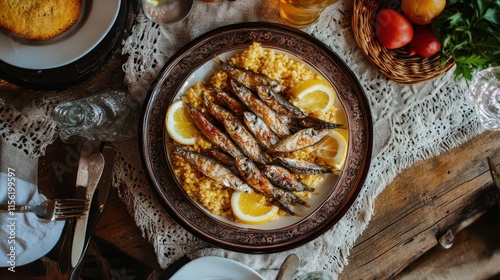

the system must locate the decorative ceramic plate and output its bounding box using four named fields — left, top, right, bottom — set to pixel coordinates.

left=0, top=0, right=121, bottom=70
left=170, top=256, right=265, bottom=280
left=141, top=22, right=373, bottom=253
